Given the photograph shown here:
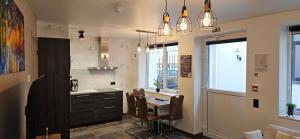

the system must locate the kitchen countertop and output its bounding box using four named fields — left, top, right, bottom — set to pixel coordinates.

left=70, top=88, right=122, bottom=95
